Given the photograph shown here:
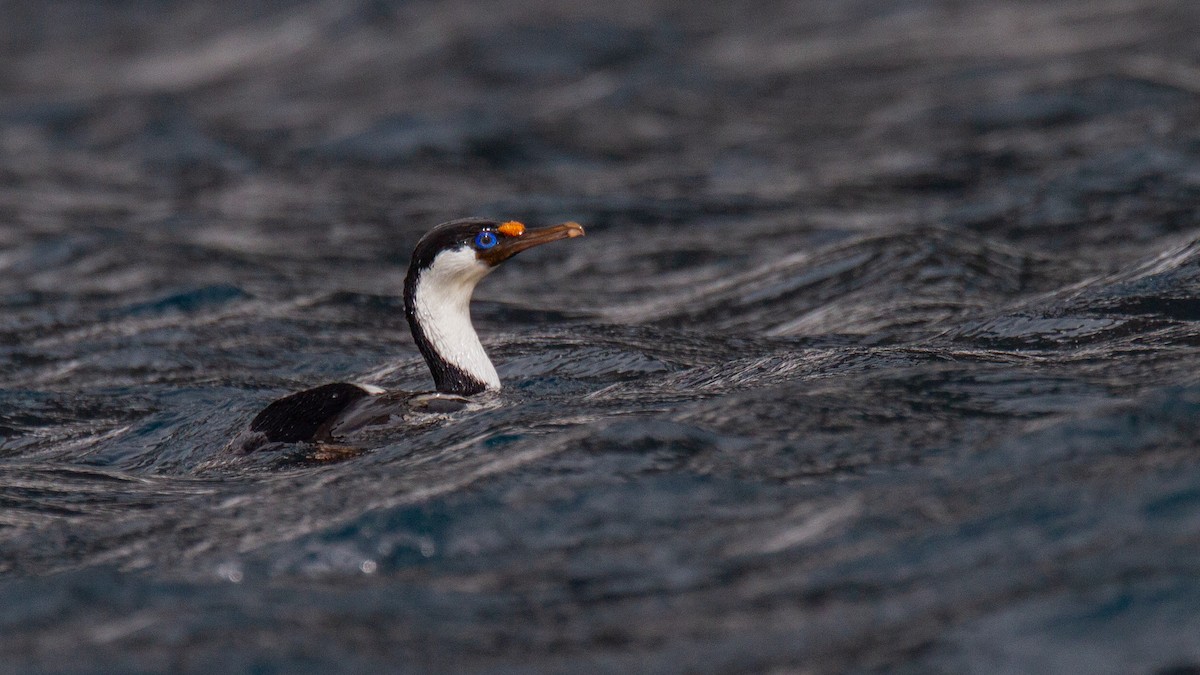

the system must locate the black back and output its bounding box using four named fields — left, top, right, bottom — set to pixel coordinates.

left=248, top=382, right=374, bottom=443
